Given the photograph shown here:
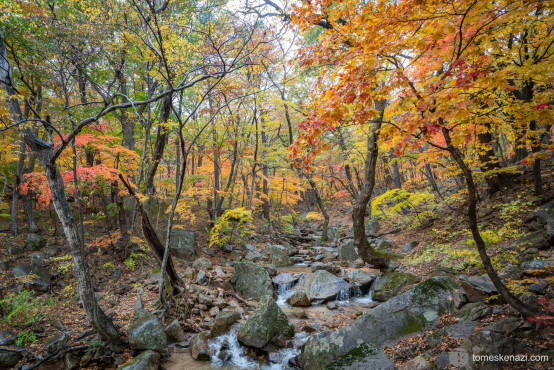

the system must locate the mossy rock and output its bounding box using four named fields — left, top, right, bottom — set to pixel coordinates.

left=233, top=261, right=274, bottom=301
left=324, top=343, right=395, bottom=370
left=372, top=271, right=419, bottom=301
